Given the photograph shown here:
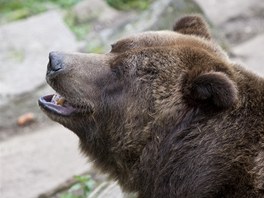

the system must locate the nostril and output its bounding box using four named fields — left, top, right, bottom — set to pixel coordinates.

left=48, top=51, right=63, bottom=73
